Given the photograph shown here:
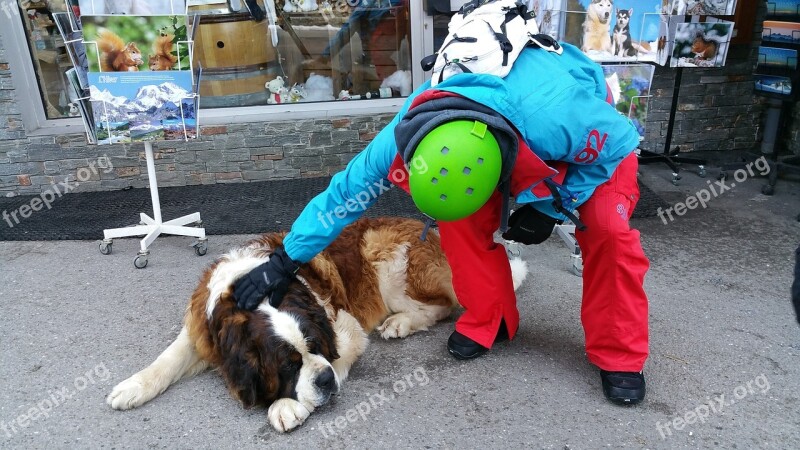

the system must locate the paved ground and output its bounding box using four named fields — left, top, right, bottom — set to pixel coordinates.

left=1, top=162, right=798, bottom=449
